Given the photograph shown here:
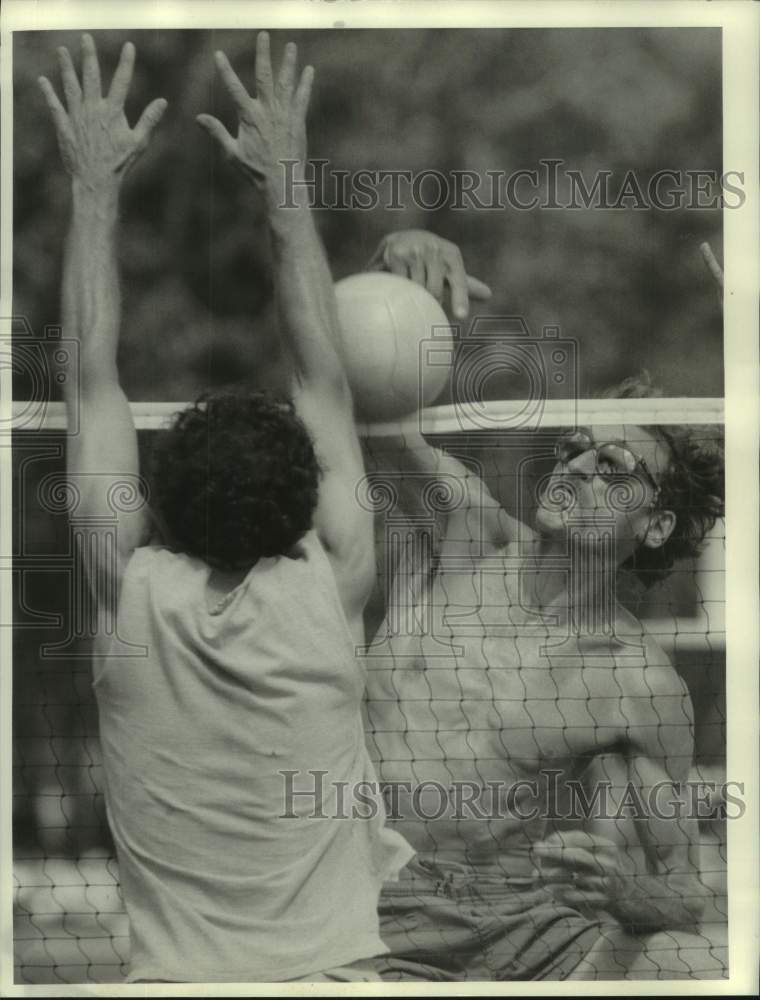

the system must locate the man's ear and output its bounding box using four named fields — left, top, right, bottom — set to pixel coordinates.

left=641, top=508, right=676, bottom=550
